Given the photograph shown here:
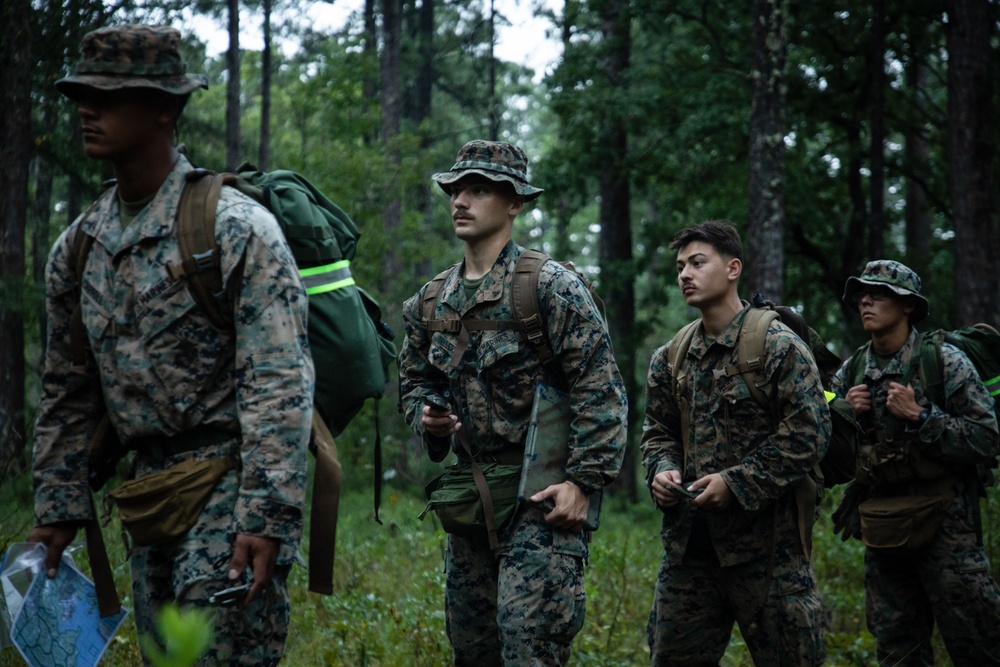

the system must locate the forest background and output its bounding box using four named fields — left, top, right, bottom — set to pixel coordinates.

left=0, top=0, right=999, bottom=665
